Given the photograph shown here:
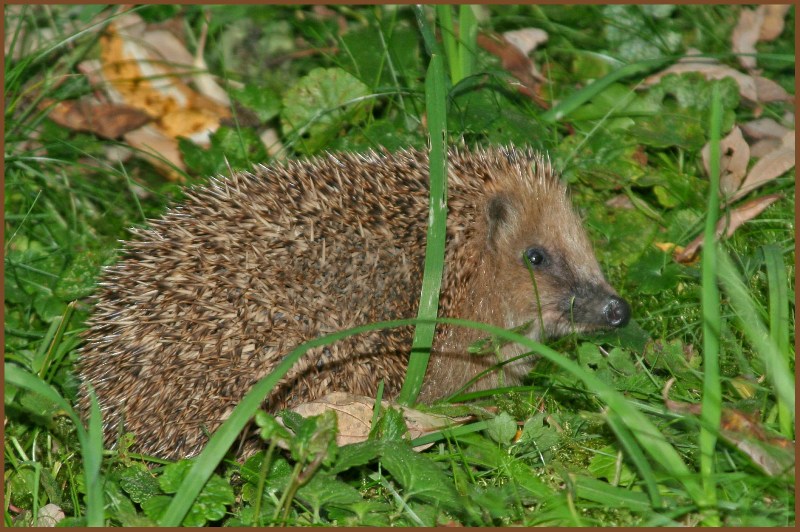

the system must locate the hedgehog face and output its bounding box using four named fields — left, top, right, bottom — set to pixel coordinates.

left=483, top=185, right=630, bottom=340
